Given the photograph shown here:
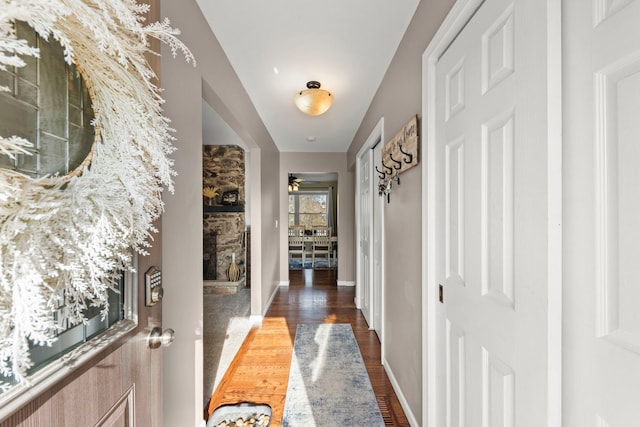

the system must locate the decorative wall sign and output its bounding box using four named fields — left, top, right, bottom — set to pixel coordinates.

left=0, top=0, right=194, bottom=382
left=382, top=115, right=419, bottom=175
left=378, top=115, right=419, bottom=203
